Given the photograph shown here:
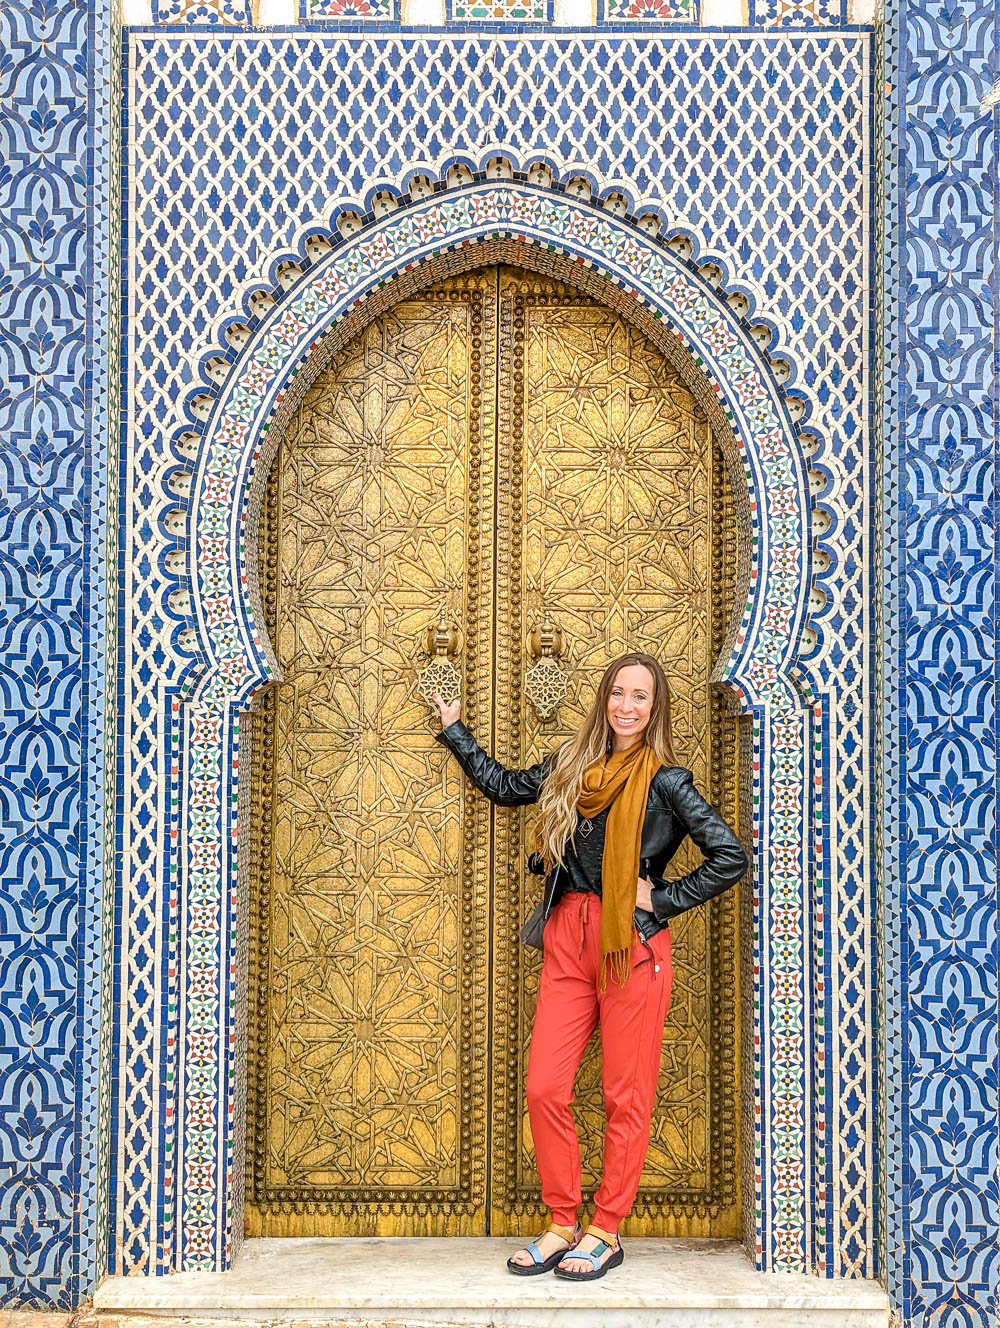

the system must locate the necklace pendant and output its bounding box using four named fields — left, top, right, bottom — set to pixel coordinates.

left=579, top=817, right=593, bottom=838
